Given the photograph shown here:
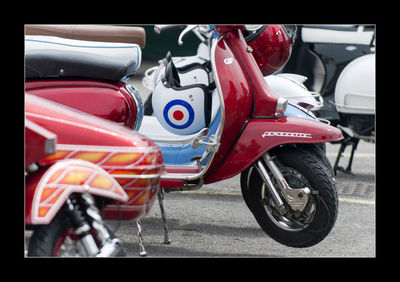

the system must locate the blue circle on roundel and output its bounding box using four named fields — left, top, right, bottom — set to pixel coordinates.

left=163, top=99, right=195, bottom=129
